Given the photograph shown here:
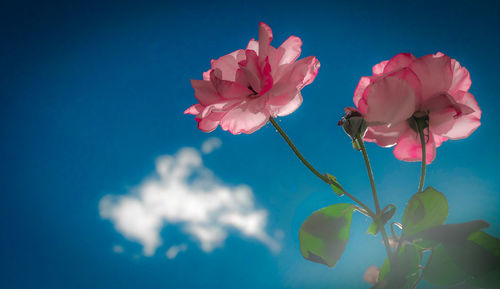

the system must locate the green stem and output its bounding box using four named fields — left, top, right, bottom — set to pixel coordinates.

left=380, top=227, right=393, bottom=259
left=393, top=120, right=429, bottom=268
left=390, top=222, right=402, bottom=241
left=411, top=249, right=435, bottom=289
left=358, top=138, right=381, bottom=214
left=356, top=135, right=393, bottom=261
left=408, top=121, right=430, bottom=289
left=269, top=117, right=329, bottom=183
left=268, top=117, right=375, bottom=217
left=418, top=125, right=426, bottom=193
left=394, top=232, right=405, bottom=259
